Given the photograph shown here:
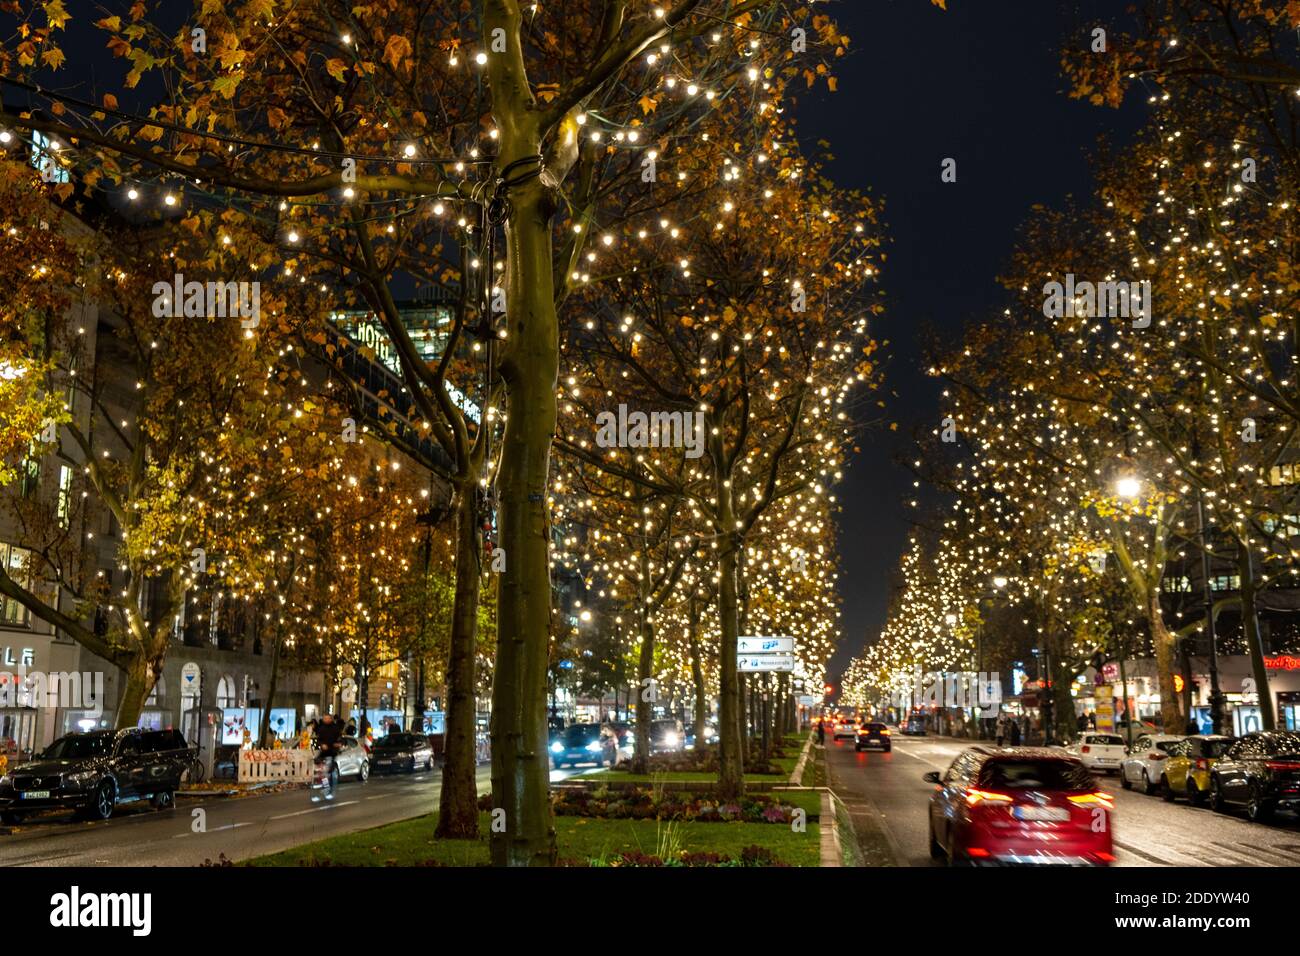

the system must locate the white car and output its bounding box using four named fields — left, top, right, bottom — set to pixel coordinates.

left=1119, top=734, right=1184, bottom=794
left=1065, top=732, right=1127, bottom=773
left=833, top=720, right=857, bottom=740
